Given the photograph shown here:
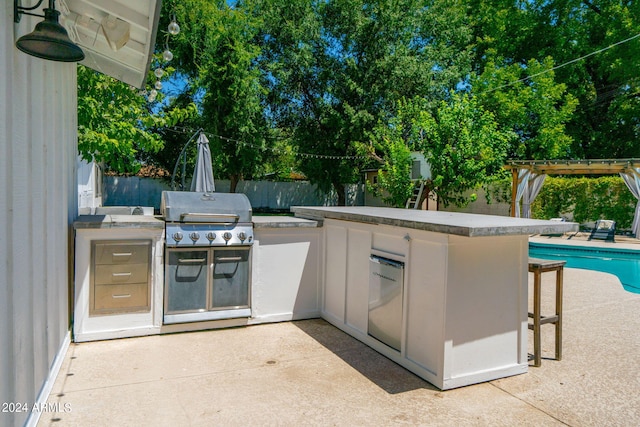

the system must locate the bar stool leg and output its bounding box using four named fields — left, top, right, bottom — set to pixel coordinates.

left=533, top=270, right=542, bottom=367
left=555, top=267, right=563, bottom=361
